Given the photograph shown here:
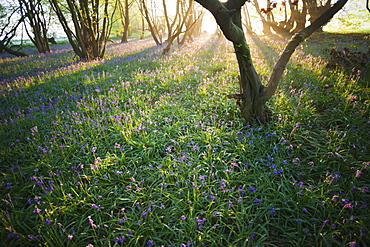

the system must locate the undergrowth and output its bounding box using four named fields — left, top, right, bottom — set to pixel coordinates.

left=0, top=33, right=369, bottom=246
